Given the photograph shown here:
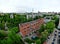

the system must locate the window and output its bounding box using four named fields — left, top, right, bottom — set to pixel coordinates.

left=34, top=31, right=36, bottom=33
left=24, top=28, right=26, bottom=29
left=27, top=27, right=29, bottom=28
left=25, top=24, right=27, bottom=26
left=29, top=33, right=31, bottom=36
